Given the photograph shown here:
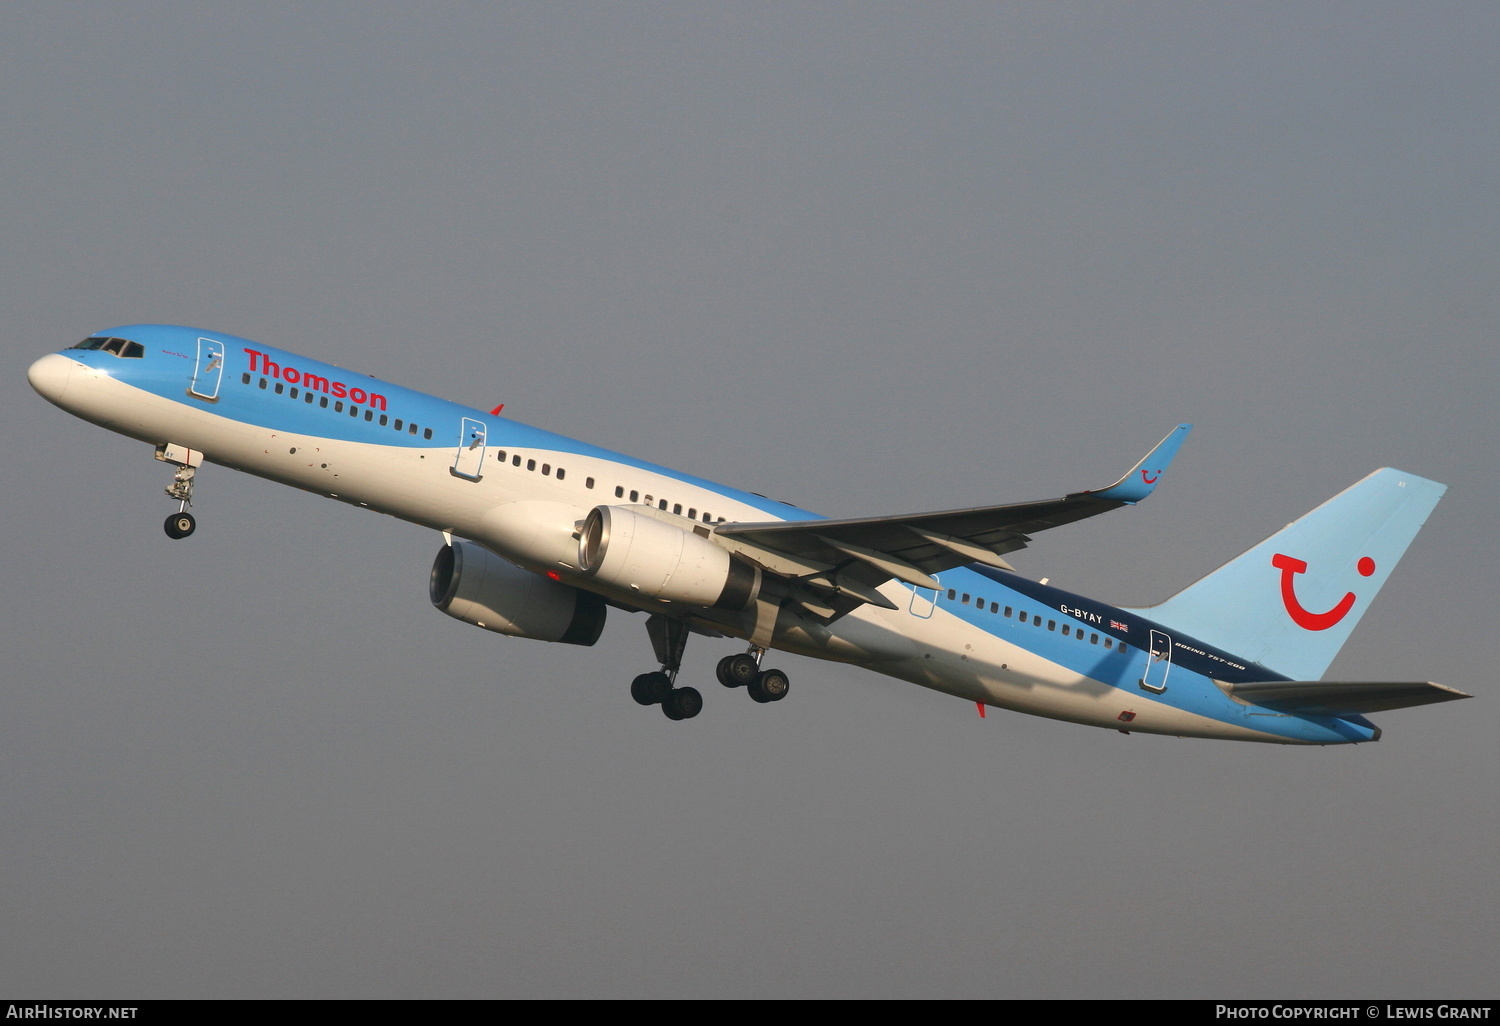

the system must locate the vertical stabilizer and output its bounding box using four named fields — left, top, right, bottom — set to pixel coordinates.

left=1127, top=469, right=1446, bottom=680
